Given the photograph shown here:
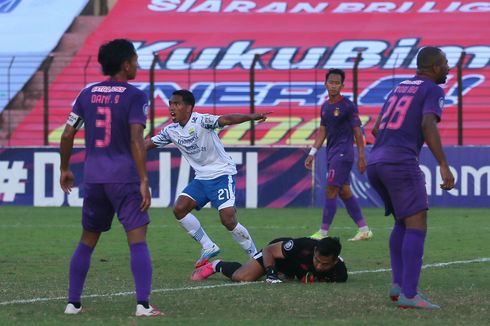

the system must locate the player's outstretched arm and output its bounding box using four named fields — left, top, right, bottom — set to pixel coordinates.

left=218, top=112, right=271, bottom=127
left=261, top=242, right=285, bottom=284
left=59, top=124, right=77, bottom=193
left=305, top=125, right=327, bottom=170
left=422, top=113, right=455, bottom=191
left=353, top=126, right=366, bottom=174
left=145, top=138, right=157, bottom=151
left=131, top=124, right=151, bottom=211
